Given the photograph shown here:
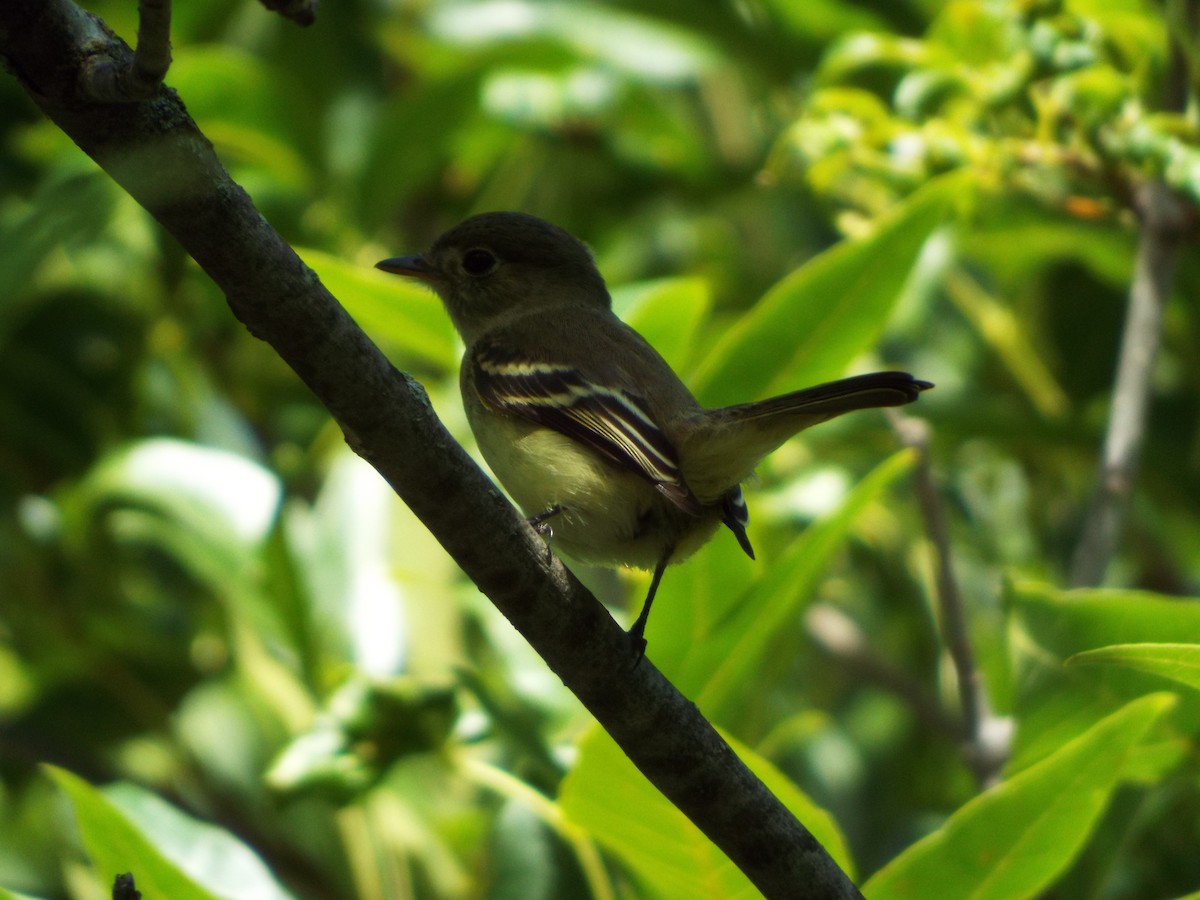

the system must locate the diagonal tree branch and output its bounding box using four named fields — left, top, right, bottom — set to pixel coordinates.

left=0, top=2, right=860, bottom=896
